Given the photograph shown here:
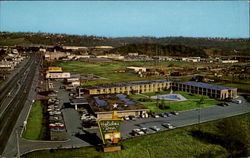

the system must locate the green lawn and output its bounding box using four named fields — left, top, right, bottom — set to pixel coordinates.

left=22, top=101, right=45, bottom=140
left=215, top=81, right=250, bottom=92
left=52, top=61, right=166, bottom=85
left=51, top=60, right=216, bottom=86
left=131, top=91, right=222, bottom=113
left=22, top=113, right=250, bottom=158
